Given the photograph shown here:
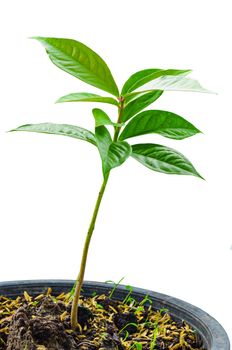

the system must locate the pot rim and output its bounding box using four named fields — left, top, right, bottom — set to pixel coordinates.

left=0, top=279, right=230, bottom=350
